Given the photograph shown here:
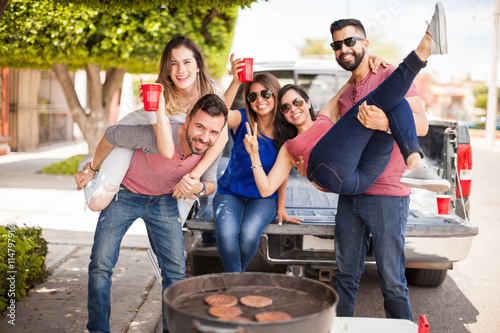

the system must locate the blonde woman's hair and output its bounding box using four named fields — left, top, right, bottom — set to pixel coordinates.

left=156, top=36, right=219, bottom=115
left=243, top=73, right=281, bottom=139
